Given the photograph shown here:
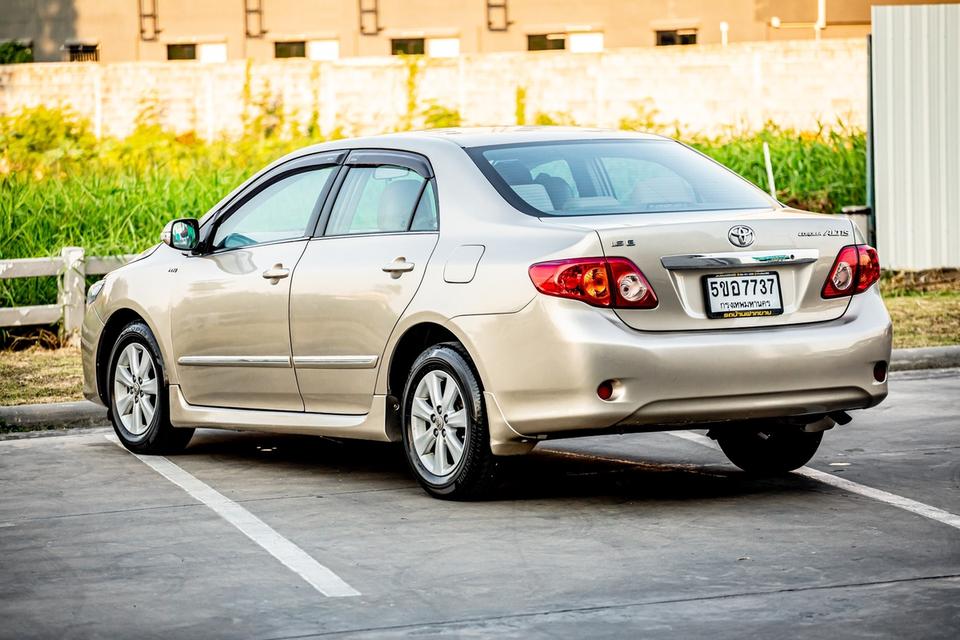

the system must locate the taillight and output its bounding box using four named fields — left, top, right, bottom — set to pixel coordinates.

left=822, top=244, right=881, bottom=298
left=529, top=257, right=658, bottom=309
left=855, top=245, right=881, bottom=293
